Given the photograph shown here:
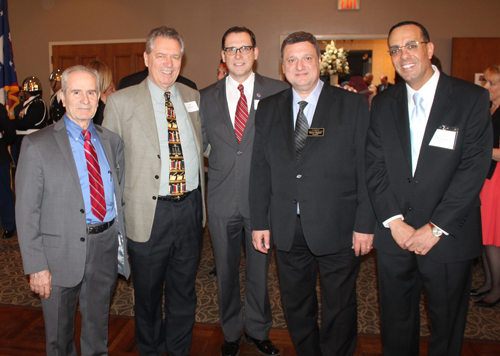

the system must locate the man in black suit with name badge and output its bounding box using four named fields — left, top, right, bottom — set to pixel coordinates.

left=365, top=21, right=492, bottom=355
left=250, top=31, right=375, bottom=356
